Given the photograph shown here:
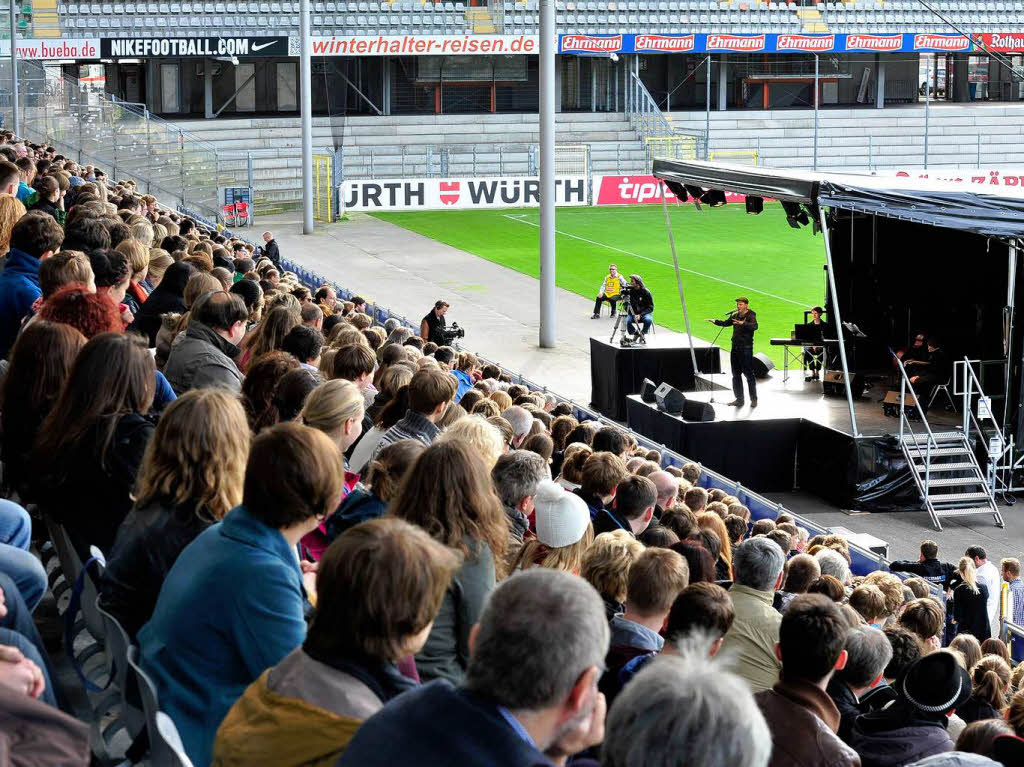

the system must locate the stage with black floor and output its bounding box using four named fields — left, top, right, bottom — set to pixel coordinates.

left=624, top=370, right=963, bottom=512
left=589, top=335, right=722, bottom=421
